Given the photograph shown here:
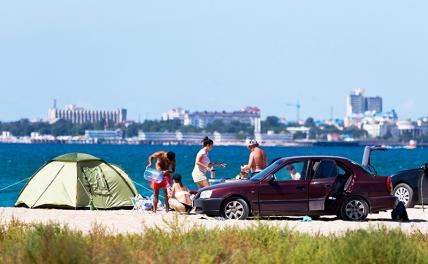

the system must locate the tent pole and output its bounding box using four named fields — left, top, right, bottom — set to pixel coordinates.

left=16, top=161, right=52, bottom=199
left=31, top=165, right=64, bottom=208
